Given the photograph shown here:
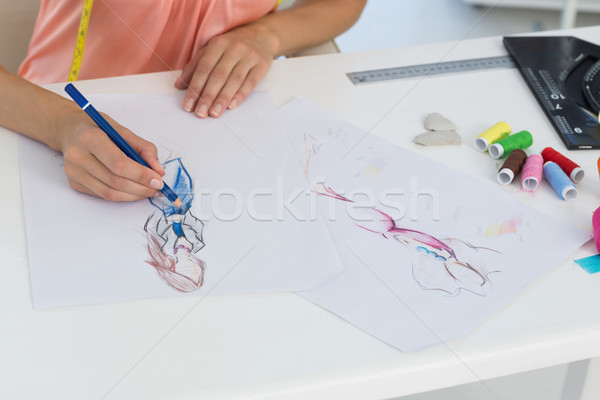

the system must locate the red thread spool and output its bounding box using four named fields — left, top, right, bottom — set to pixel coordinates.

left=541, top=147, right=584, bottom=183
